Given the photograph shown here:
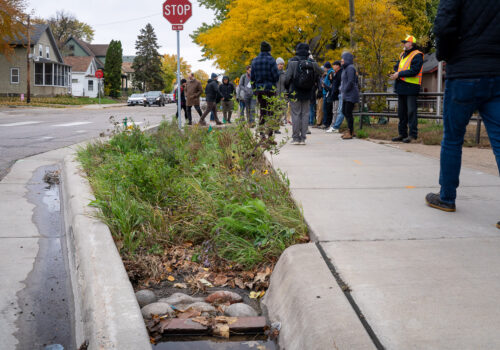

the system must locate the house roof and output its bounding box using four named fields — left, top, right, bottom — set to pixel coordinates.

left=64, top=56, right=93, bottom=72
left=122, top=62, right=134, bottom=73
left=423, top=52, right=439, bottom=74
left=68, top=37, right=94, bottom=56
left=88, top=44, right=109, bottom=57
left=8, top=23, right=47, bottom=46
